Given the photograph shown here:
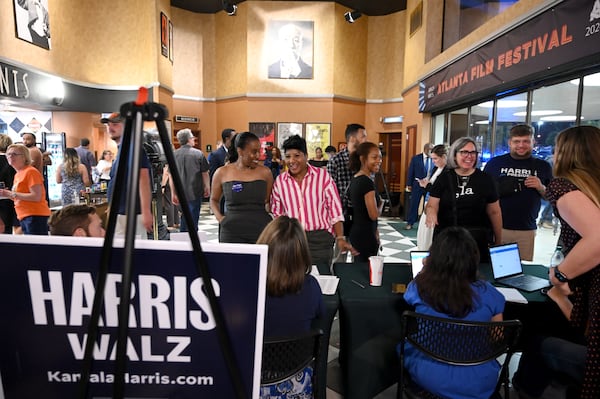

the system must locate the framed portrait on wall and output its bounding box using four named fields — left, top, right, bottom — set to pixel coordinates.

left=160, top=12, right=168, bottom=58
left=267, top=20, right=314, bottom=79
left=276, top=123, right=303, bottom=149
left=13, top=0, right=51, bottom=49
left=305, top=123, right=331, bottom=159
left=249, top=122, right=276, bottom=161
